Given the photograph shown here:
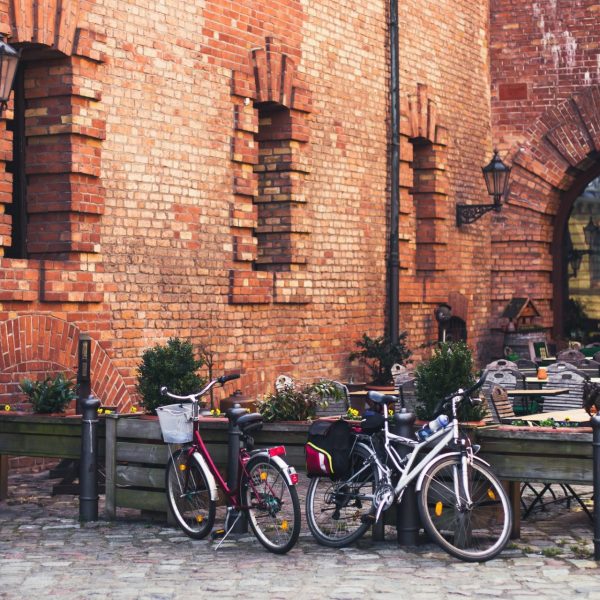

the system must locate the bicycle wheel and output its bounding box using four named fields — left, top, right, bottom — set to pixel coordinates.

left=306, top=443, right=379, bottom=547
left=165, top=448, right=216, bottom=539
left=241, top=456, right=301, bottom=554
left=418, top=455, right=512, bottom=562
